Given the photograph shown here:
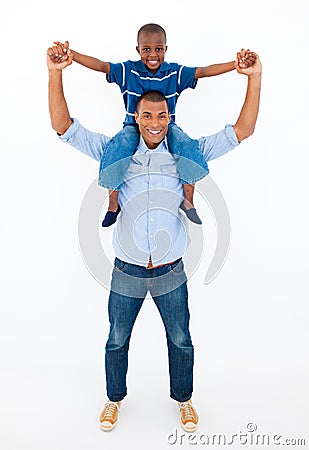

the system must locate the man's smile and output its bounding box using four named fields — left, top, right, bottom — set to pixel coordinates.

left=147, top=129, right=162, bottom=135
